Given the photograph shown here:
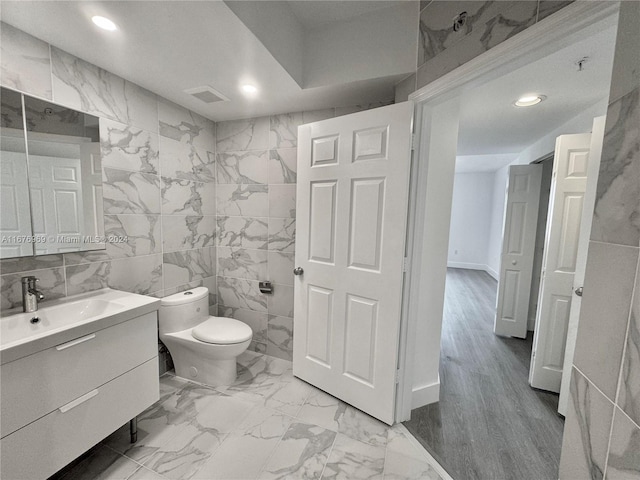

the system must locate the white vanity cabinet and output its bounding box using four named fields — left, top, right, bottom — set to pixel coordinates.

left=0, top=304, right=160, bottom=480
